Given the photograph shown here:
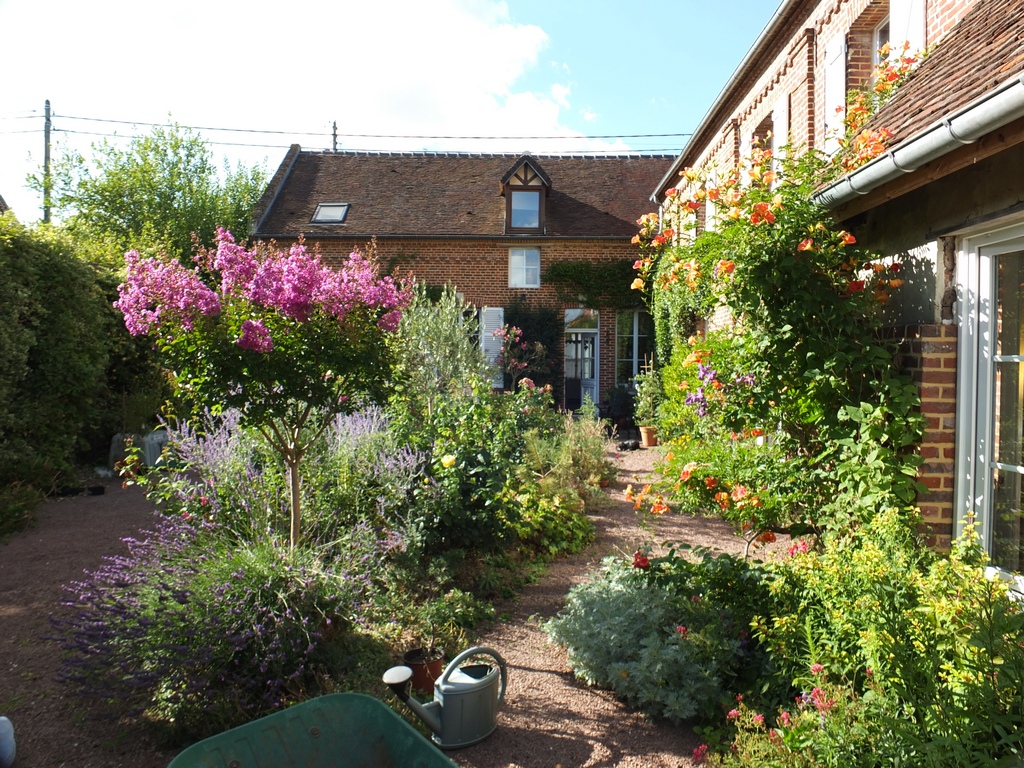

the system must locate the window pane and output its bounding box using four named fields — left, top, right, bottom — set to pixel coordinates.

left=509, top=248, right=540, bottom=288
left=992, top=468, right=1024, bottom=572
left=991, top=250, right=1024, bottom=571
left=511, top=190, right=540, bottom=229
left=617, top=311, right=634, bottom=335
